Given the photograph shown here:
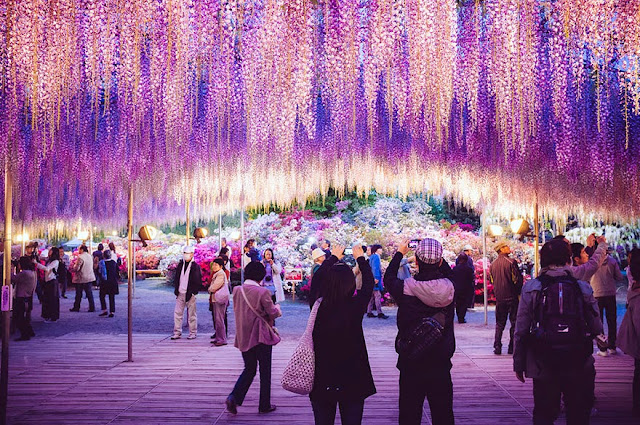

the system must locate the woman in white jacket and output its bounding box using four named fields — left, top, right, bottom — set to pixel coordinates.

left=262, top=249, right=285, bottom=303
left=36, top=247, right=61, bottom=322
